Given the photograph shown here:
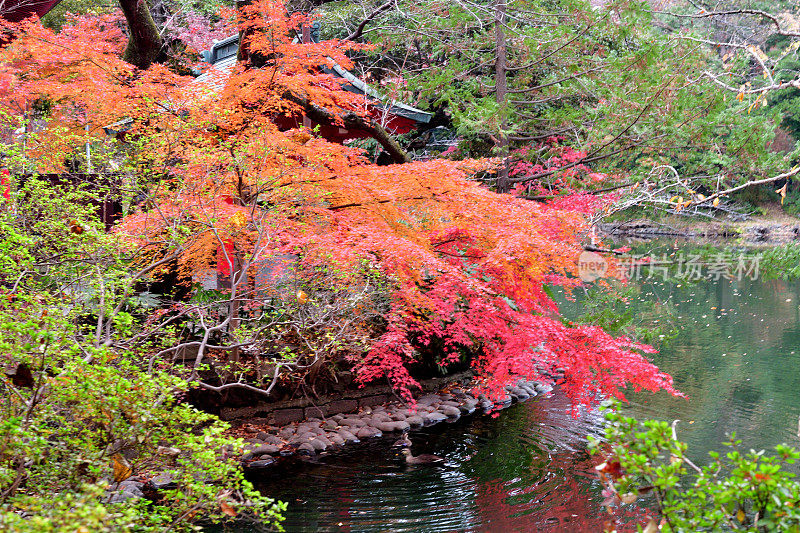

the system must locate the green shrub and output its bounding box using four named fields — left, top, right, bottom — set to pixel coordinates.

left=590, top=402, right=800, bottom=532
